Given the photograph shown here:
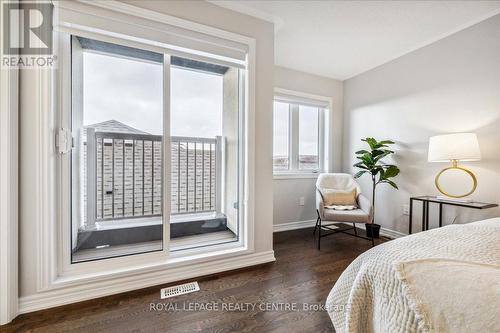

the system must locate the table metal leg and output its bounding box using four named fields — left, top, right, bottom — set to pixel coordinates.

left=439, top=203, right=443, bottom=228
left=425, top=201, right=430, bottom=230
left=409, top=198, right=413, bottom=234
left=422, top=201, right=426, bottom=232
